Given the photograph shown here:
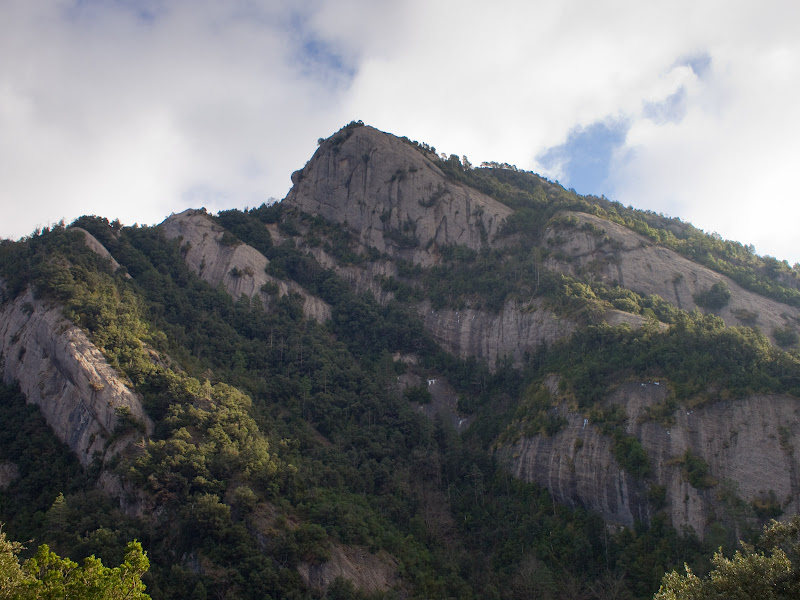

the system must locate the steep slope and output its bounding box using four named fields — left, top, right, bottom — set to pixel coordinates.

left=545, top=212, right=800, bottom=345
left=5, top=122, right=800, bottom=598
left=504, top=381, right=800, bottom=536
left=0, top=285, right=151, bottom=467
left=160, top=208, right=331, bottom=322
left=285, top=123, right=513, bottom=266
